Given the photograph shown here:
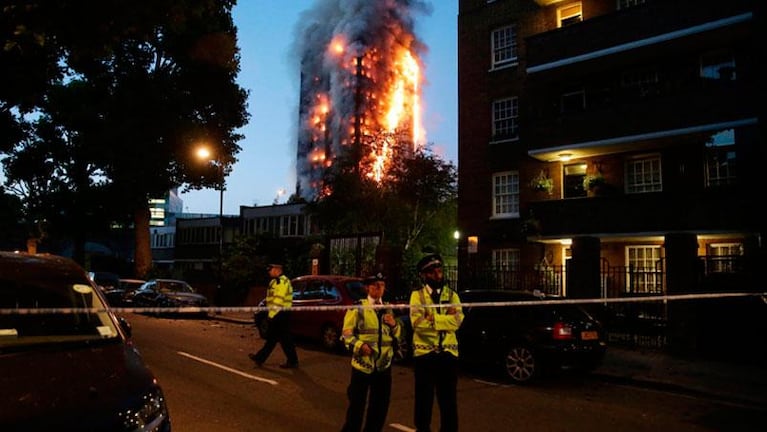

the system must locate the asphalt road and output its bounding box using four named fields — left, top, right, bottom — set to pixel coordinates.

left=124, top=313, right=766, bottom=432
